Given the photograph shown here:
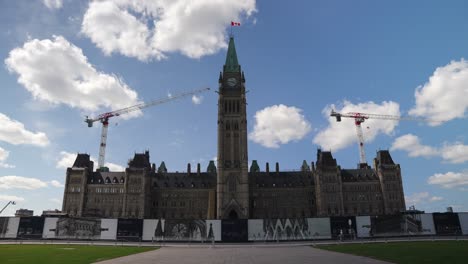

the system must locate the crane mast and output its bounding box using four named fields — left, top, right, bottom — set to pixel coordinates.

left=331, top=110, right=417, bottom=167
left=86, top=87, right=210, bottom=171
